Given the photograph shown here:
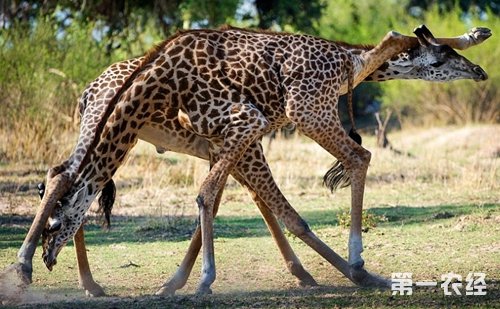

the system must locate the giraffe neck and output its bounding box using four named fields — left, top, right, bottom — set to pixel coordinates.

left=363, top=55, right=424, bottom=82
left=340, top=45, right=423, bottom=83
left=354, top=32, right=421, bottom=86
